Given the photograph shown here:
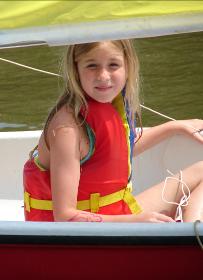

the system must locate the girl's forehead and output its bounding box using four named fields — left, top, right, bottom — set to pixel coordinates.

left=83, top=42, right=124, bottom=59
